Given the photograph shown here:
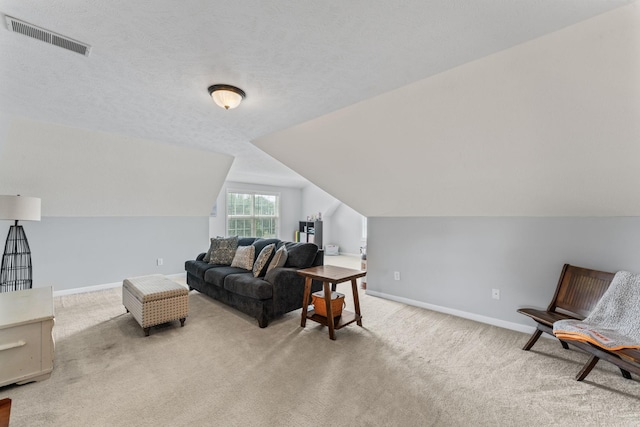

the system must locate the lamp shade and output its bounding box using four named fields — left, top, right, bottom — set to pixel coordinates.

left=0, top=195, right=41, bottom=221
left=208, top=84, right=246, bottom=110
